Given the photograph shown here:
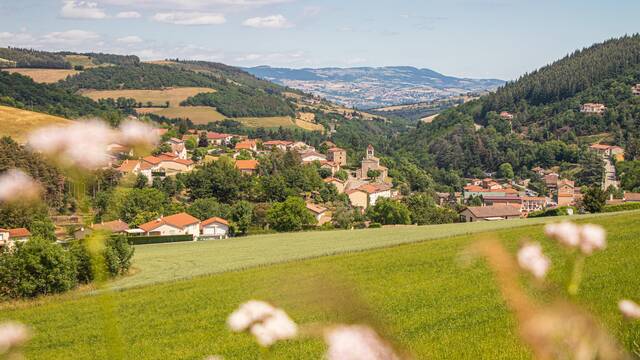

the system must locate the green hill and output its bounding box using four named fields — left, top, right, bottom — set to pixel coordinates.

left=394, top=34, right=640, bottom=188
